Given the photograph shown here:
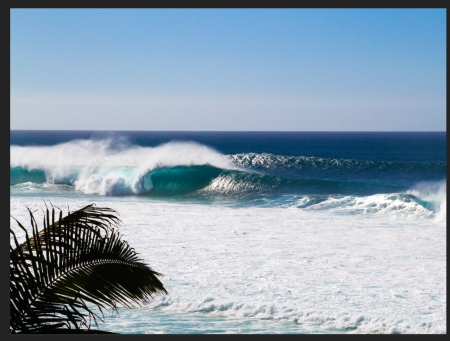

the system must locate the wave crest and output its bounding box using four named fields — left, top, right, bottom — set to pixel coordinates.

left=10, top=139, right=235, bottom=195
